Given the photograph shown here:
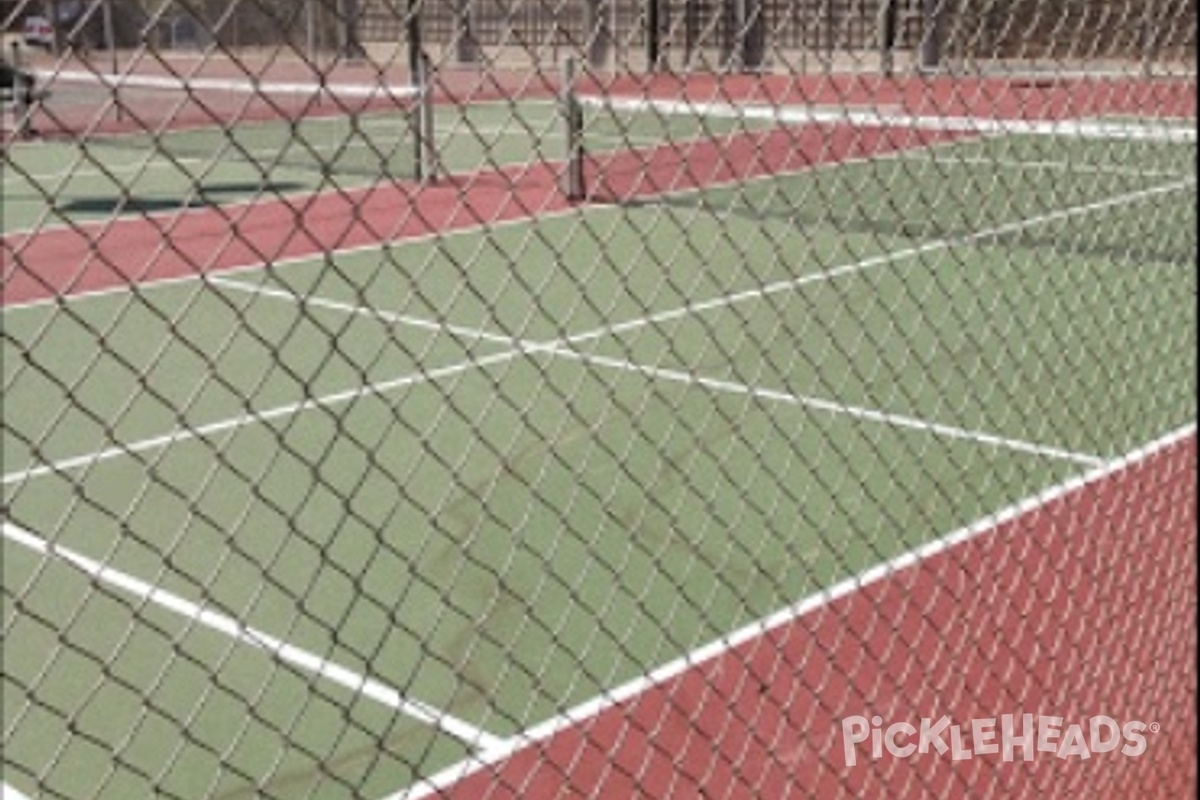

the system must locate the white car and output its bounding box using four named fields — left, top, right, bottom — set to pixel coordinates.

left=22, top=16, right=55, bottom=50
